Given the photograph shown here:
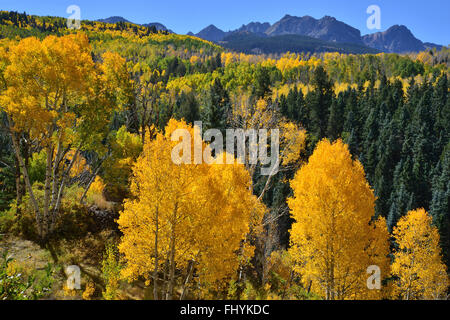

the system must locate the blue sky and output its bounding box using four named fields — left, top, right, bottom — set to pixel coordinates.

left=1, top=0, right=449, bottom=45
